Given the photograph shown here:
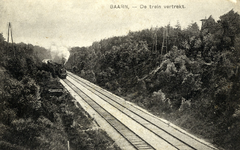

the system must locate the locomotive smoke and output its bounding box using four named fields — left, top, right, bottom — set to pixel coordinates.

left=50, top=45, right=70, bottom=65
